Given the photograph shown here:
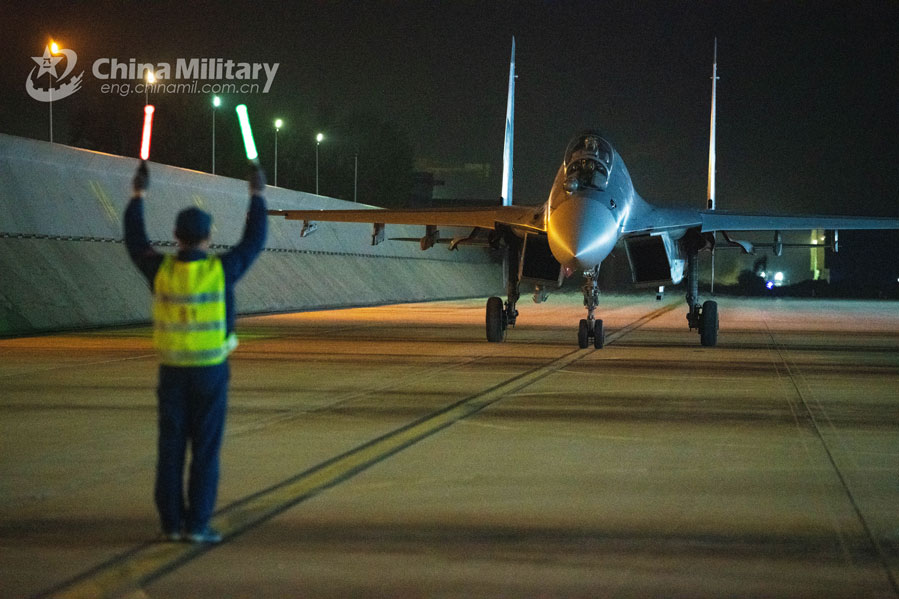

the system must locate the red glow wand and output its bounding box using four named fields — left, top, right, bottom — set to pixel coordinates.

left=140, top=105, right=155, bottom=160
